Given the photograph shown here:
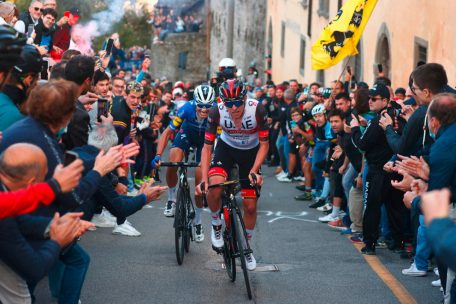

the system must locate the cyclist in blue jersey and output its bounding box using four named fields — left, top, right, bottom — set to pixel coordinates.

left=152, top=84, right=215, bottom=242
left=309, top=104, right=336, bottom=208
